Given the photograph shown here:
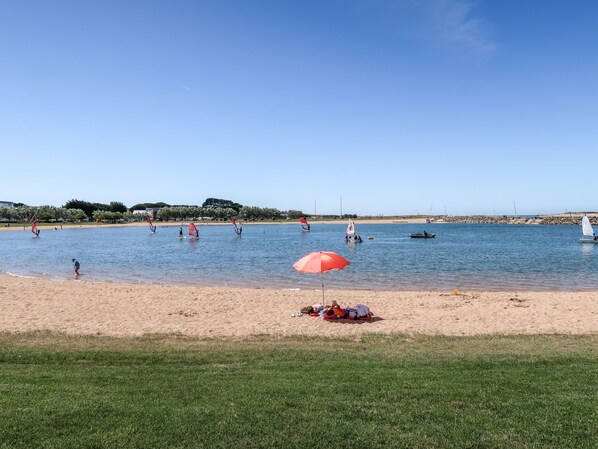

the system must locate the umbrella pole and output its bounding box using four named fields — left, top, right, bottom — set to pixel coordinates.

left=321, top=272, right=325, bottom=304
